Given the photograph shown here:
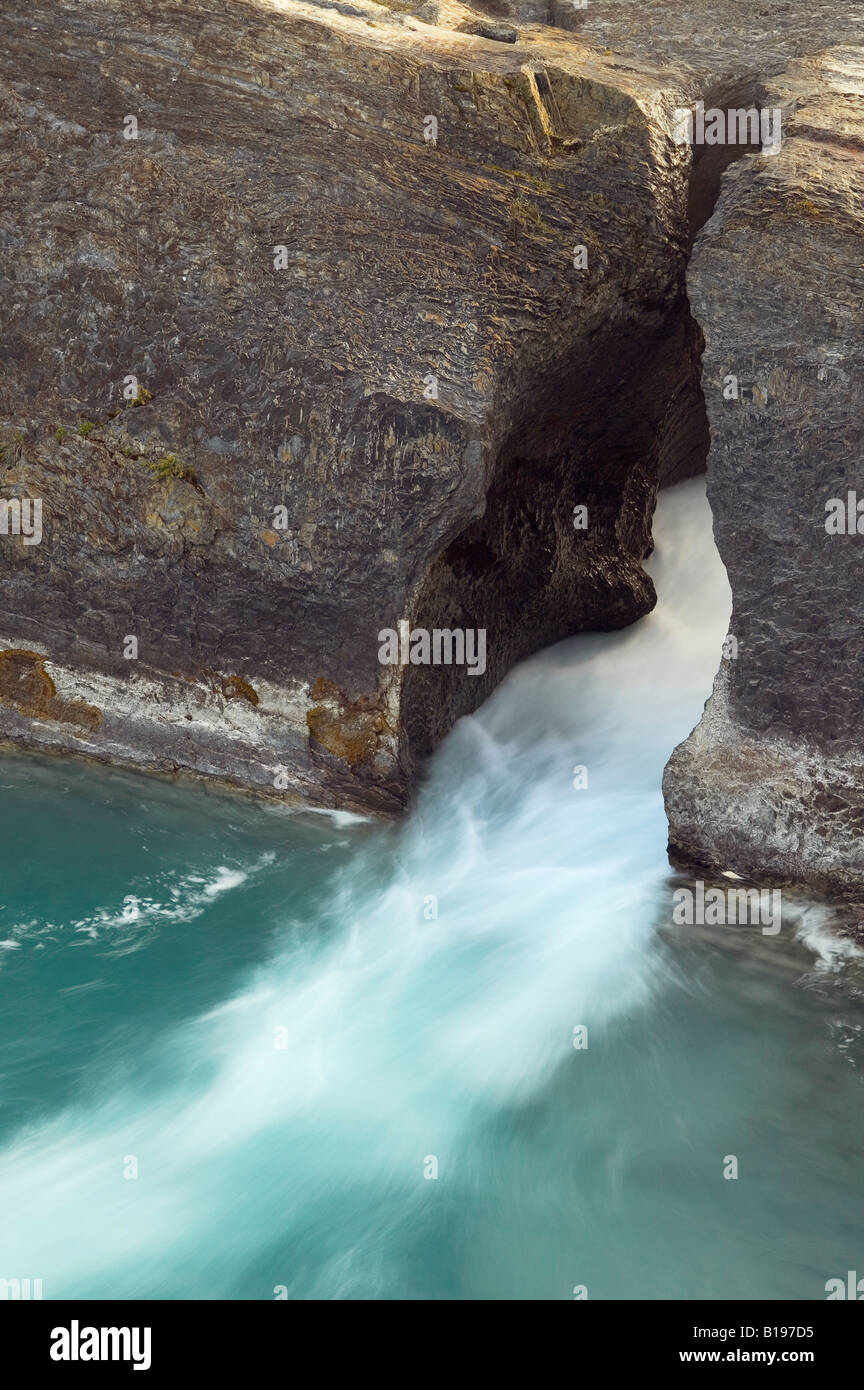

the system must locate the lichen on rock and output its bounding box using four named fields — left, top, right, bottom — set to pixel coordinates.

left=0, top=649, right=103, bottom=733
left=306, top=677, right=392, bottom=769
